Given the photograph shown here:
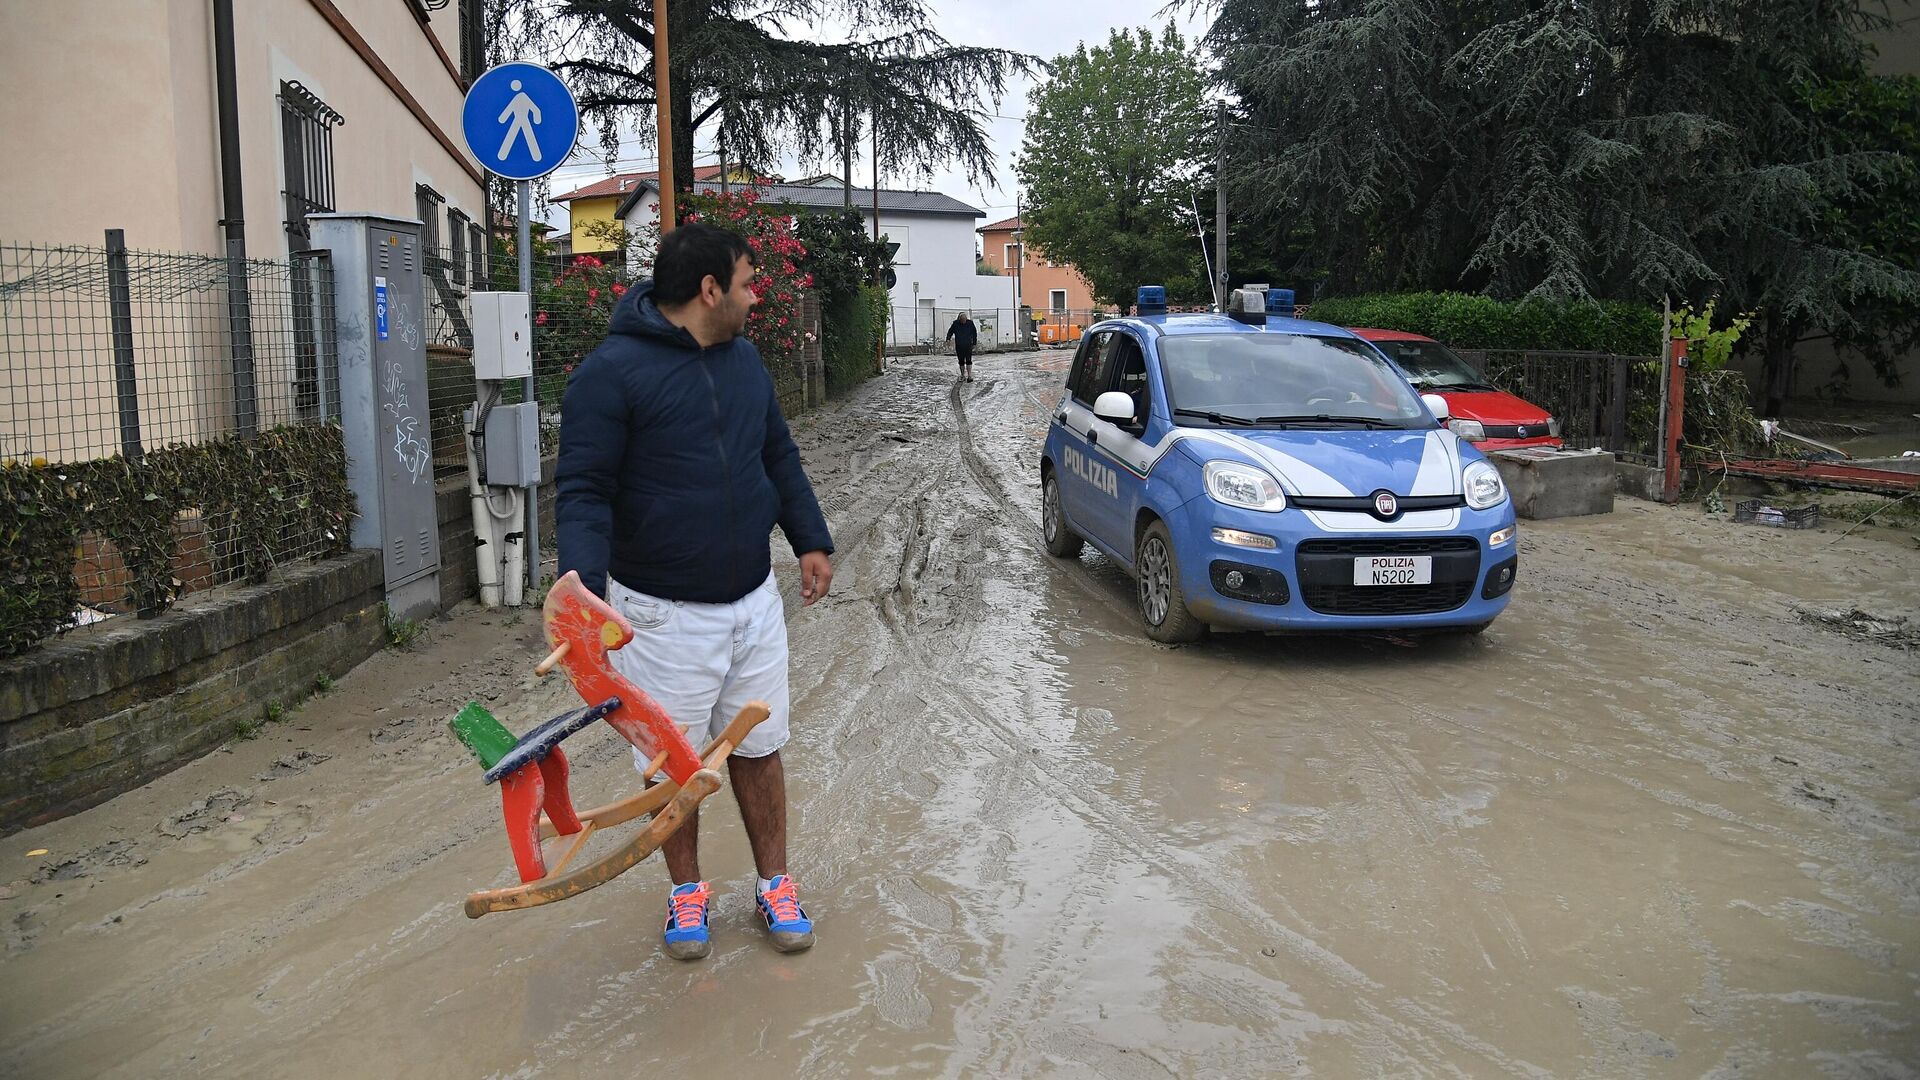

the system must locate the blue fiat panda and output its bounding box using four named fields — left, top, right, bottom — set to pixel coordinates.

left=1041, top=287, right=1518, bottom=642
